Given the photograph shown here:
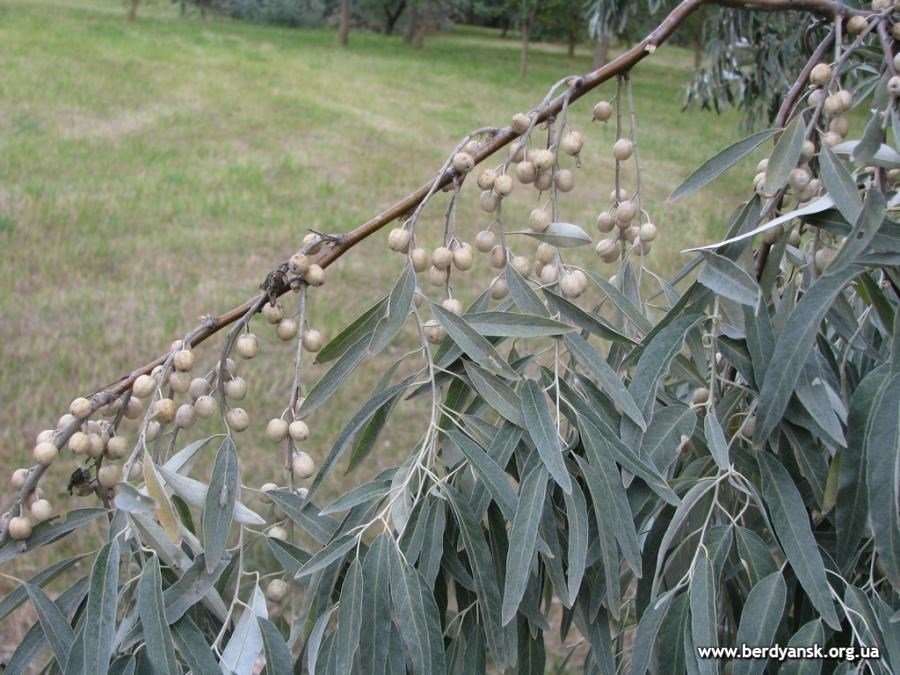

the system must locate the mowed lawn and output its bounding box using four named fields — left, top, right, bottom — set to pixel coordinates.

left=0, top=0, right=755, bottom=654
